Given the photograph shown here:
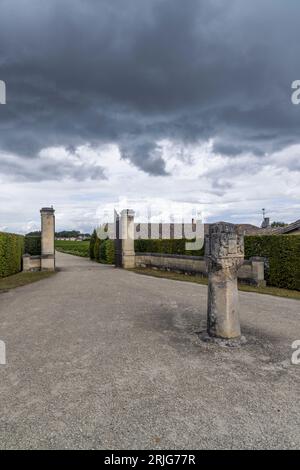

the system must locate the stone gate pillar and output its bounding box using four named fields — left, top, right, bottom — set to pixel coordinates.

left=40, top=207, right=55, bottom=271
left=205, top=222, right=244, bottom=339
left=121, top=209, right=135, bottom=269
